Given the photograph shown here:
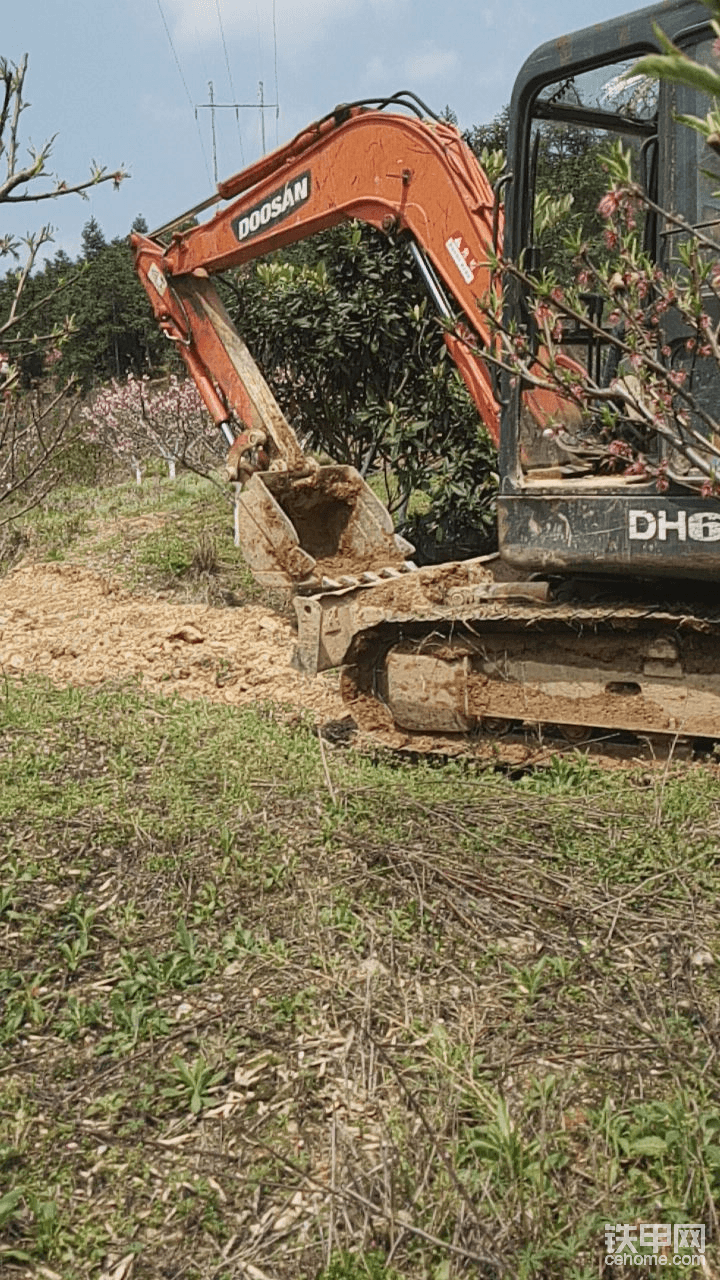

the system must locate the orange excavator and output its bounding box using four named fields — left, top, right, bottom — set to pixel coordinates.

left=131, top=97, right=504, bottom=586
left=132, top=2, right=720, bottom=750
